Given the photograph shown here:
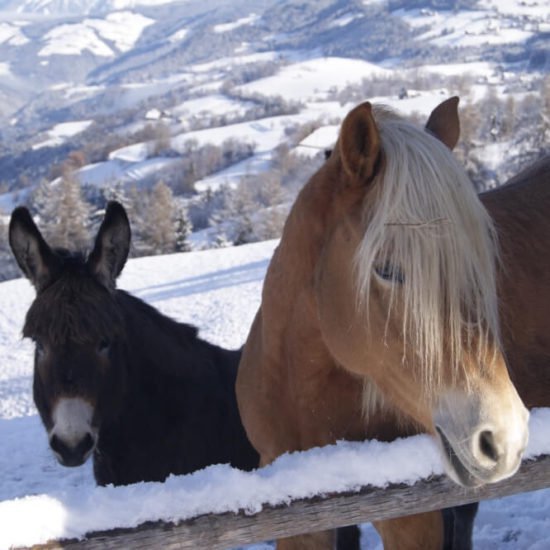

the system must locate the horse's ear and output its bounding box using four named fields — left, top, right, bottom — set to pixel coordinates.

left=87, top=201, right=131, bottom=290
left=9, top=207, right=60, bottom=291
left=425, top=96, right=460, bottom=150
left=338, top=102, right=381, bottom=185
